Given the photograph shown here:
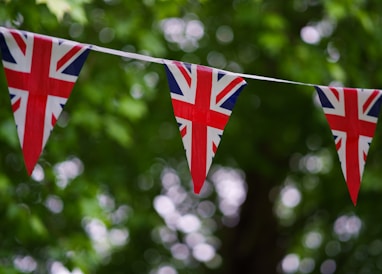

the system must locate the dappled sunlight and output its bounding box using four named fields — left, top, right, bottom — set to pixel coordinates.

left=170, top=243, right=190, bottom=260
left=281, top=255, right=317, bottom=274
left=153, top=167, right=219, bottom=265
left=161, top=16, right=204, bottom=52
left=144, top=72, right=160, bottom=89
left=192, top=243, right=216, bottom=262
left=54, top=157, right=84, bottom=189
left=13, top=255, right=37, bottom=273
left=333, top=214, right=362, bottom=241
left=300, top=19, right=335, bottom=45
left=83, top=217, right=109, bottom=256
left=31, top=163, right=44, bottom=181
left=274, top=178, right=301, bottom=225
left=161, top=168, right=181, bottom=189
left=304, top=231, right=323, bottom=249
left=281, top=253, right=300, bottom=273
left=98, top=193, right=116, bottom=212
left=277, top=214, right=362, bottom=273
left=176, top=214, right=201, bottom=233
left=108, top=228, right=129, bottom=247
left=151, top=166, right=247, bottom=268
left=211, top=167, right=247, bottom=222
left=155, top=265, right=177, bottom=274
left=298, top=150, right=332, bottom=174
left=50, top=261, right=83, bottom=274
left=130, top=83, right=144, bottom=99
left=300, top=154, right=324, bottom=174
left=300, top=26, right=321, bottom=45
left=278, top=145, right=363, bottom=273
left=280, top=184, right=301, bottom=208
left=156, top=226, right=177, bottom=244
left=45, top=195, right=64, bottom=214
left=82, top=217, right=129, bottom=258
left=78, top=189, right=132, bottom=256
left=110, top=205, right=130, bottom=225
left=327, top=42, right=340, bottom=63
left=196, top=200, right=216, bottom=218
left=184, top=232, right=205, bottom=248
left=154, top=195, right=176, bottom=217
